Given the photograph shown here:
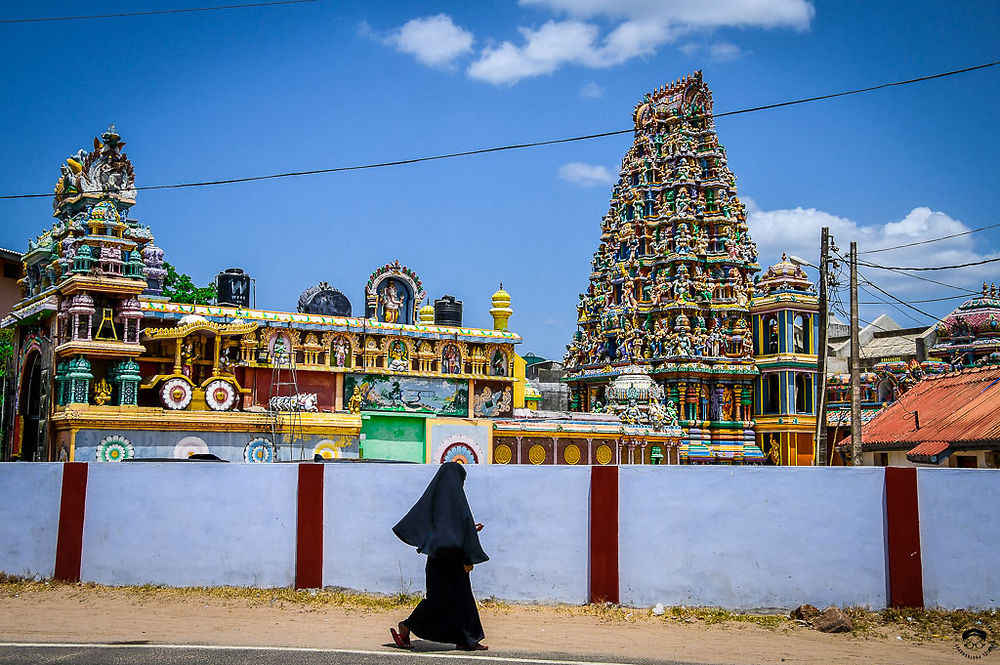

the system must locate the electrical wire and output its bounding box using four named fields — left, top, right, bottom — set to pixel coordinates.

left=834, top=249, right=979, bottom=294
left=857, top=284, right=926, bottom=326
left=860, top=222, right=1000, bottom=254
left=859, top=256, right=1000, bottom=271
left=2, top=59, right=998, bottom=200
left=858, top=293, right=970, bottom=305
left=0, top=0, right=320, bottom=24
left=857, top=273, right=940, bottom=323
